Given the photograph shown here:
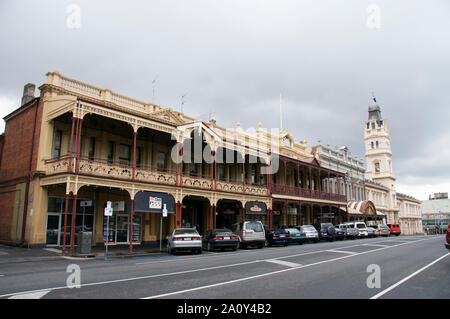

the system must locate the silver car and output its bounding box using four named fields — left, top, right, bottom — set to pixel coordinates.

left=371, top=224, right=390, bottom=237
left=297, top=225, right=319, bottom=243
left=166, top=228, right=202, bottom=254
left=337, top=224, right=358, bottom=239
left=367, top=227, right=376, bottom=238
